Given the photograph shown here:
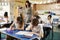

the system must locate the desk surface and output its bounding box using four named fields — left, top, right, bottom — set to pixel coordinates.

left=0, top=28, right=38, bottom=40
